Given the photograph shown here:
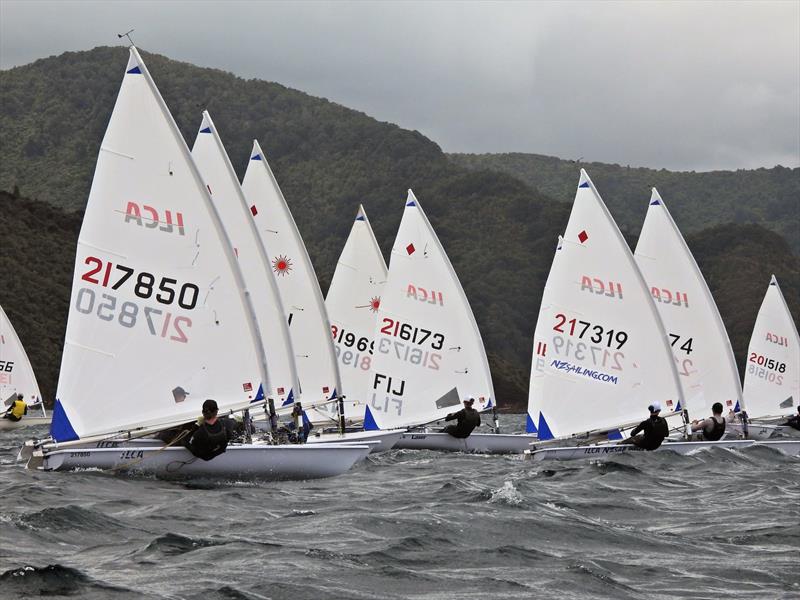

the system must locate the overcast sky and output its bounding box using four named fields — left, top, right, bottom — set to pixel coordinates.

left=1, top=0, right=798, bottom=171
